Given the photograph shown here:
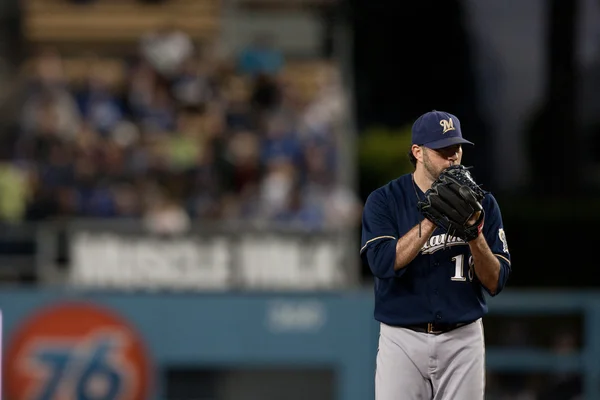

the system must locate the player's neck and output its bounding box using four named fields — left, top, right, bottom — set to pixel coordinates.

left=412, top=169, right=434, bottom=193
